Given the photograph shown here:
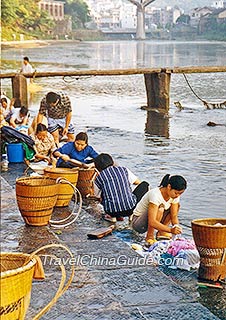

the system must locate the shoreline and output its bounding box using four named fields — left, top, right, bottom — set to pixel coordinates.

left=1, top=39, right=81, bottom=49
